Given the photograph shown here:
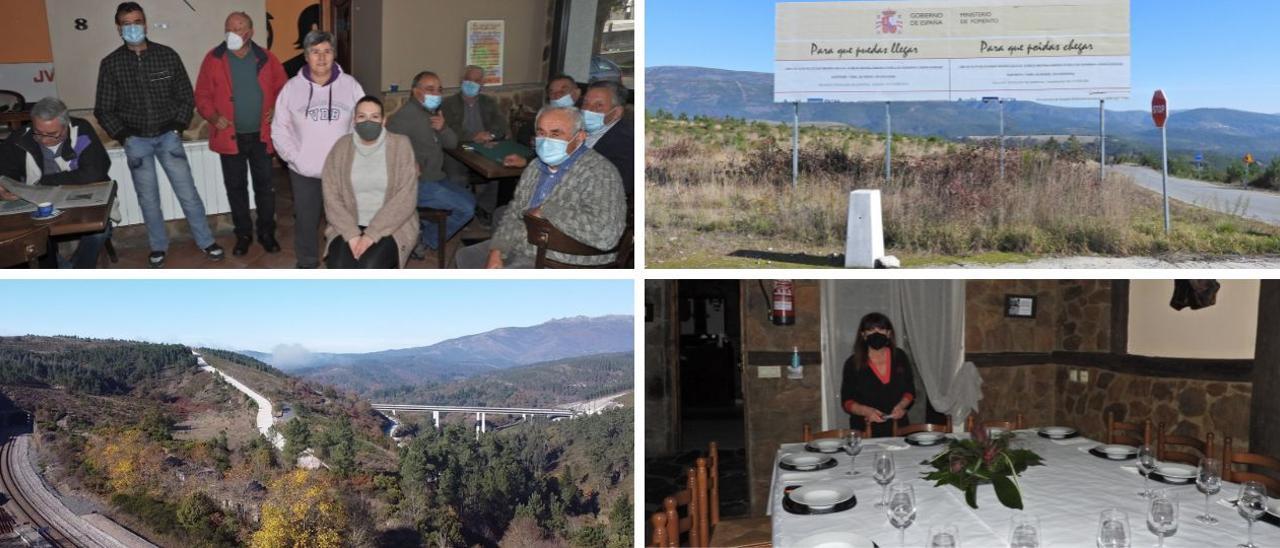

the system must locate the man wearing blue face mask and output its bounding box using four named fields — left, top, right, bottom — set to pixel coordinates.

left=546, top=74, right=581, bottom=108
left=453, top=106, right=626, bottom=269
left=441, top=65, right=508, bottom=147
left=386, top=70, right=476, bottom=261
left=95, top=1, right=224, bottom=268
left=581, top=80, right=633, bottom=199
